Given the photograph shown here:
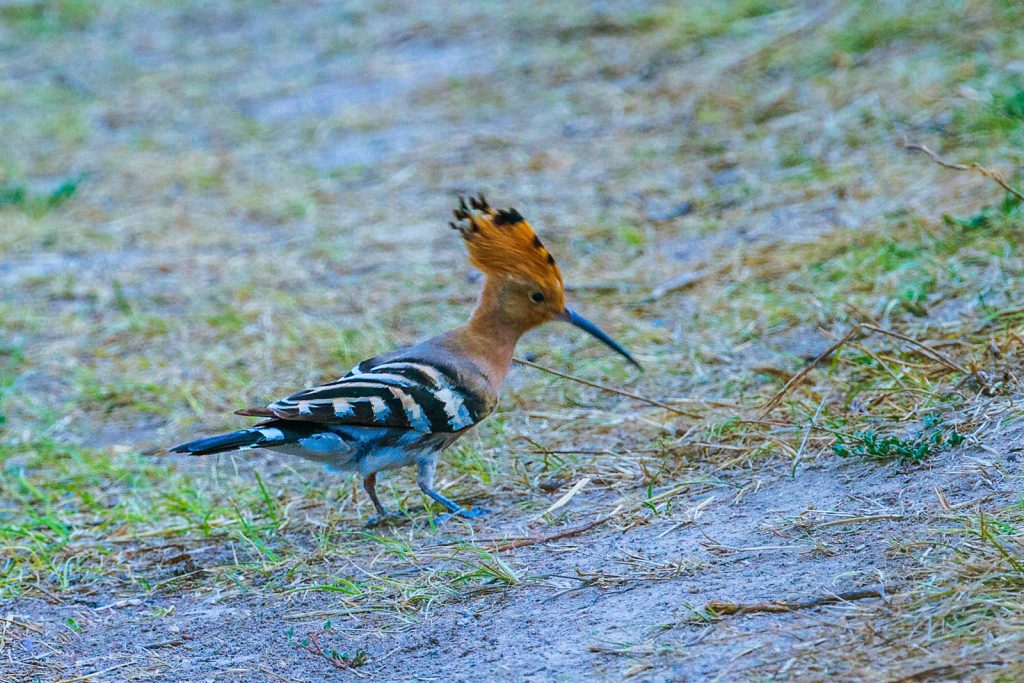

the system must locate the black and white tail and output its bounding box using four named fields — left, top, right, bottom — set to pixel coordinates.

left=170, top=424, right=292, bottom=456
